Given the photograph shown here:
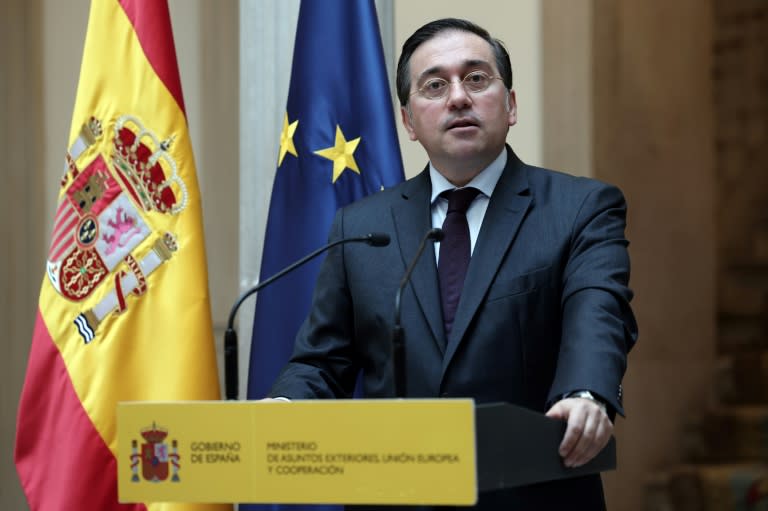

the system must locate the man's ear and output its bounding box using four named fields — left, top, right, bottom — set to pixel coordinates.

left=506, top=89, right=518, bottom=127
left=401, top=105, right=418, bottom=141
